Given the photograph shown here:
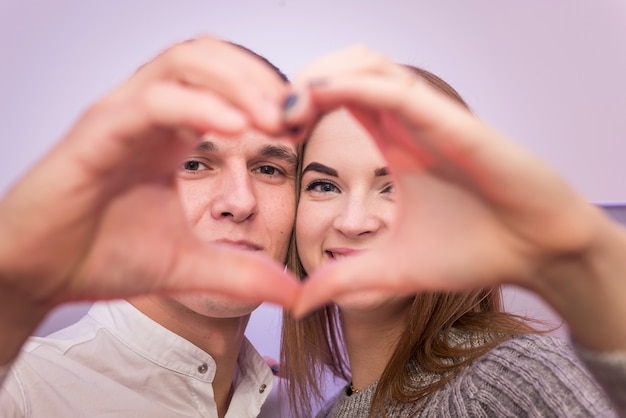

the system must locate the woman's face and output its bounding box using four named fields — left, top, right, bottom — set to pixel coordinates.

left=296, top=109, right=403, bottom=311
